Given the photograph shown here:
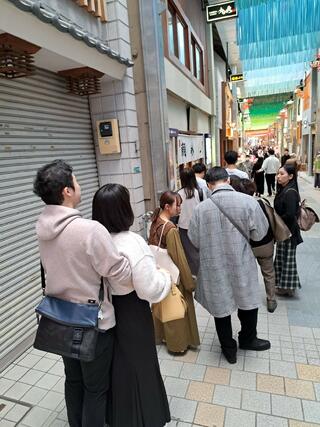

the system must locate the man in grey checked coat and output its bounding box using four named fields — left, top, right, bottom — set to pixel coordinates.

left=188, top=167, right=271, bottom=364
